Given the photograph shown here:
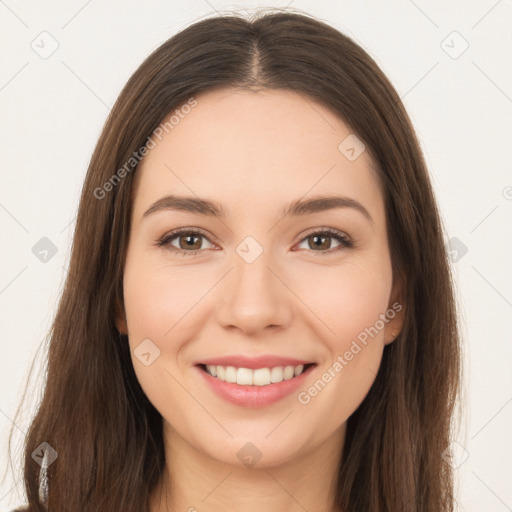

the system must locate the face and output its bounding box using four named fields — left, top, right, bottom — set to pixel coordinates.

left=116, top=88, right=404, bottom=468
